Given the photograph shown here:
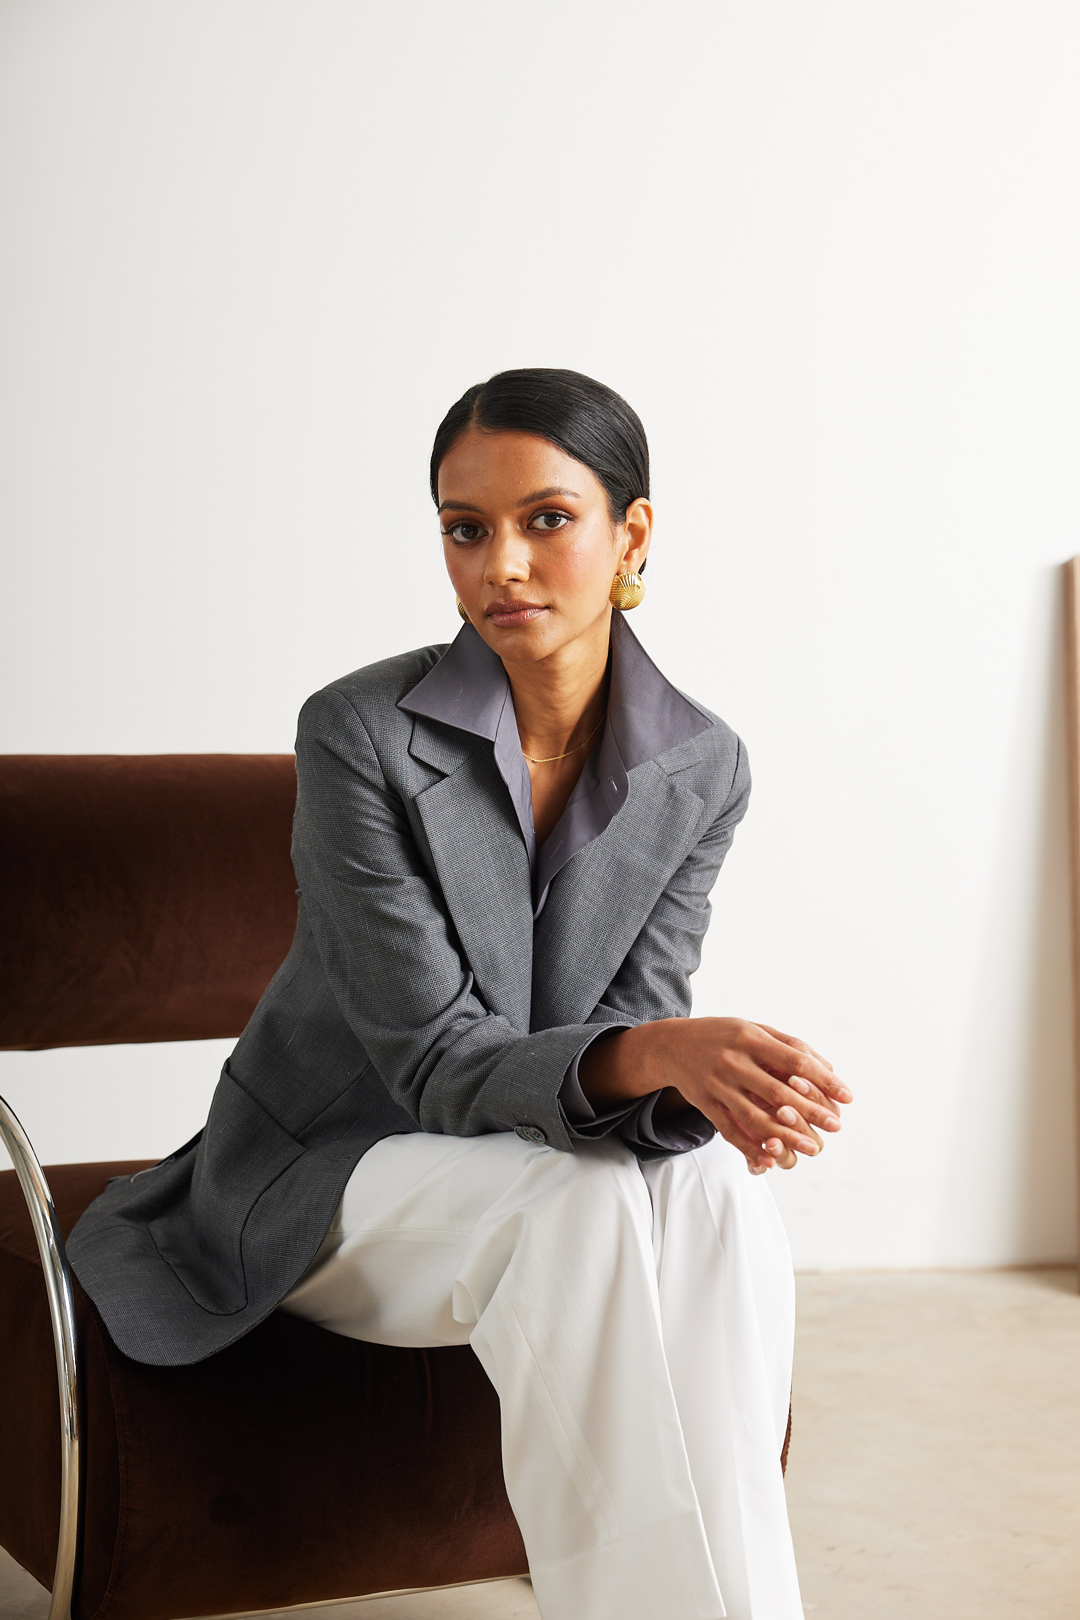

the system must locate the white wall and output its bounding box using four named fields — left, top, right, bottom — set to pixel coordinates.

left=2, top=0, right=1078, bottom=1269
